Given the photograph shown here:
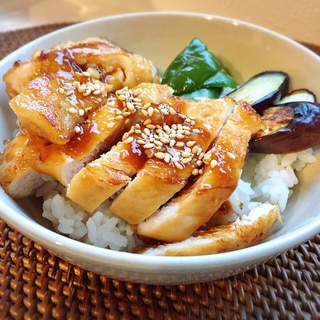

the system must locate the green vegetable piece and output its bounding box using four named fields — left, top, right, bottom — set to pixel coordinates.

left=161, top=38, right=237, bottom=97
